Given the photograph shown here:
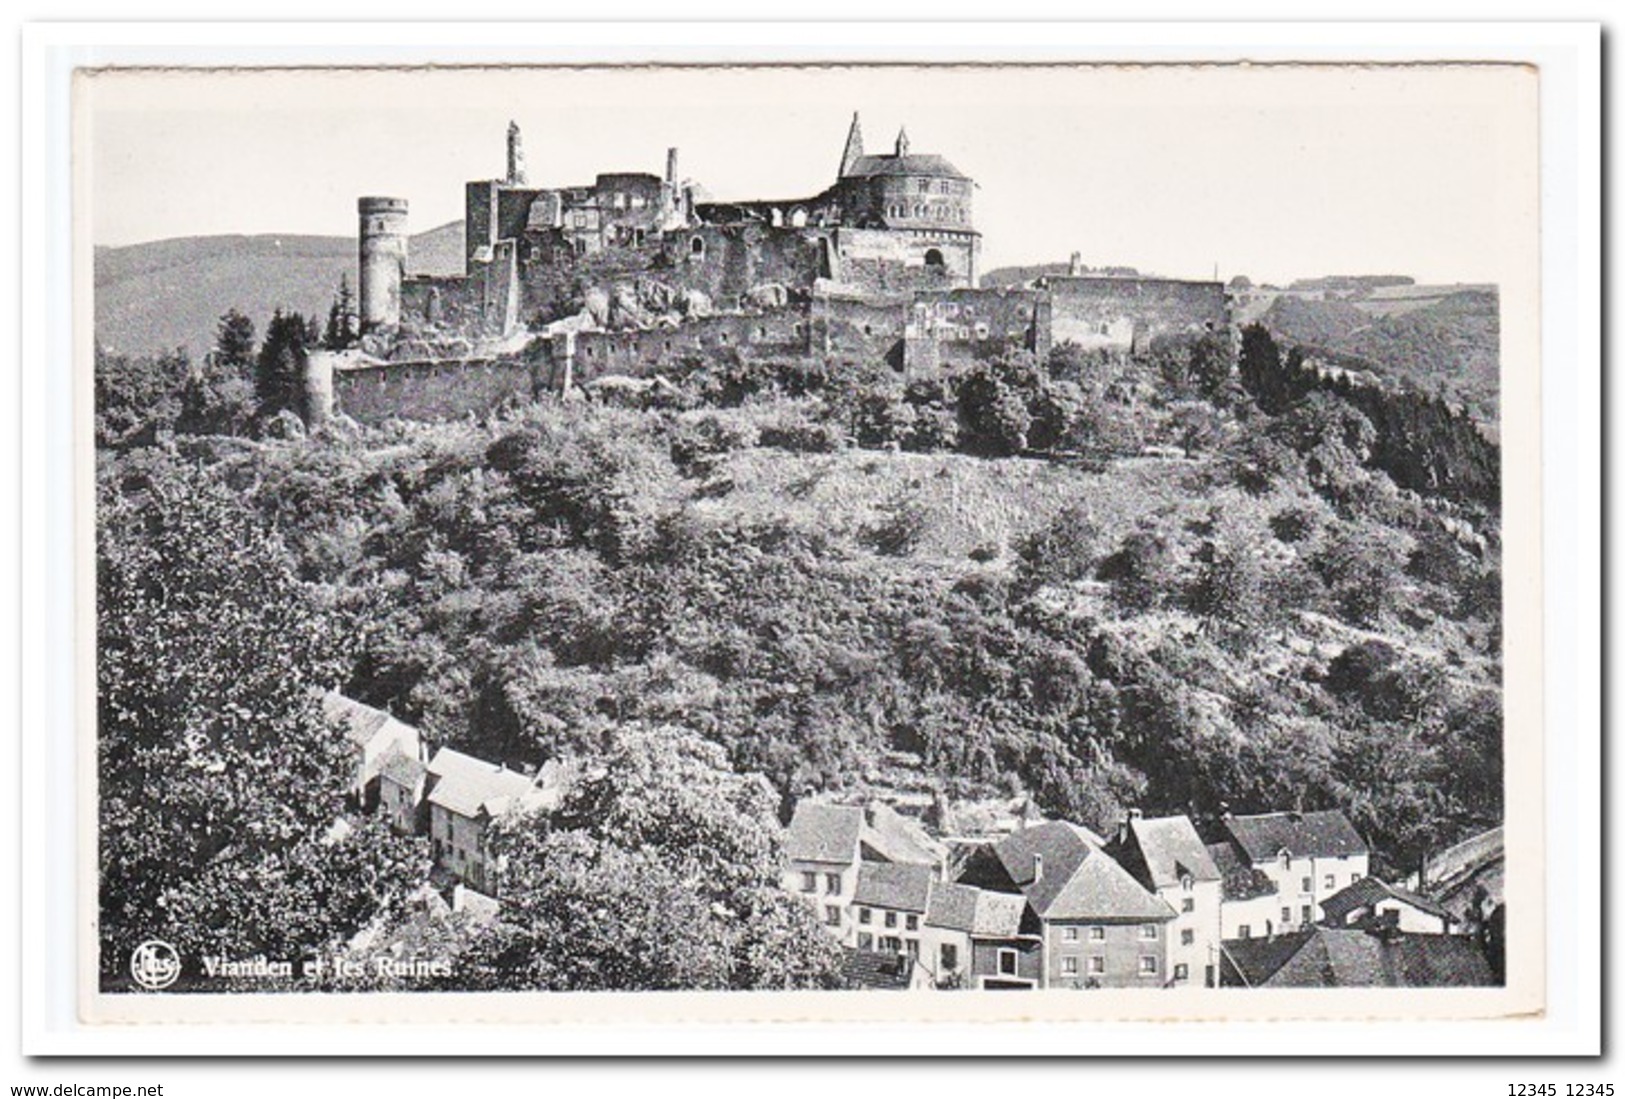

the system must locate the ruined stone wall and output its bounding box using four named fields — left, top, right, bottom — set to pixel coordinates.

left=402, top=275, right=481, bottom=331
left=568, top=308, right=812, bottom=385
left=809, top=296, right=907, bottom=369
left=332, top=356, right=537, bottom=425
left=833, top=228, right=977, bottom=292
left=1044, top=276, right=1228, bottom=352
left=904, top=287, right=1051, bottom=373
